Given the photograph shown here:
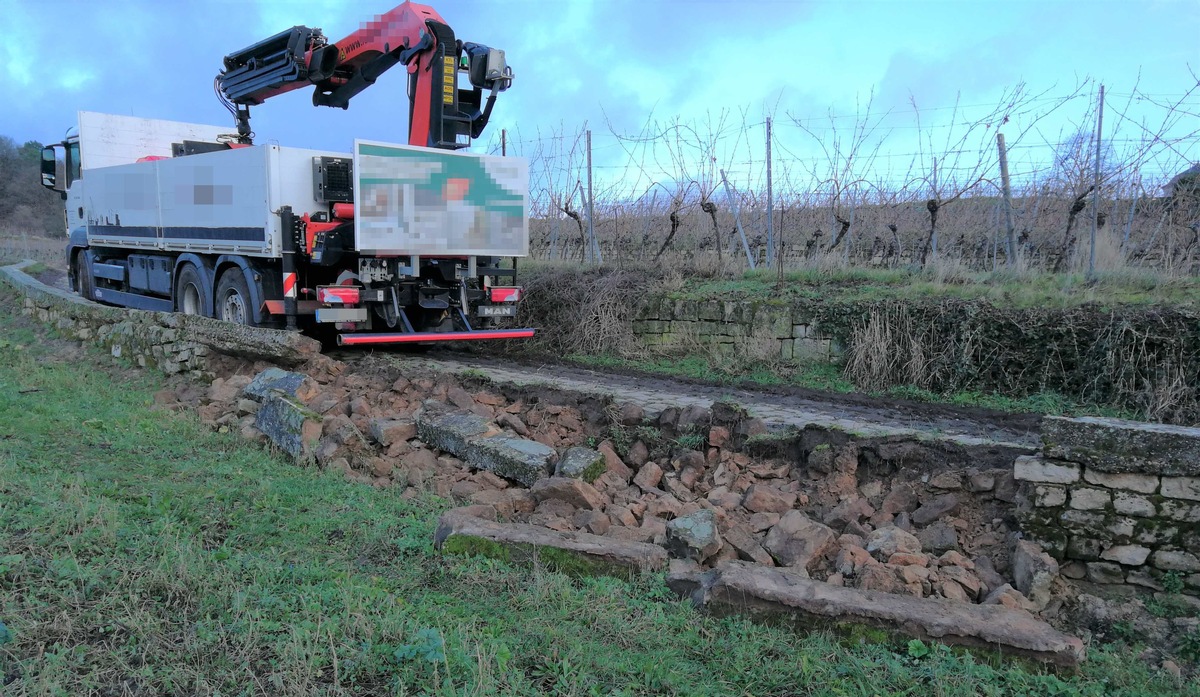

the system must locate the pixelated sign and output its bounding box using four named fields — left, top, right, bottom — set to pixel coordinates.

left=353, top=140, right=528, bottom=256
